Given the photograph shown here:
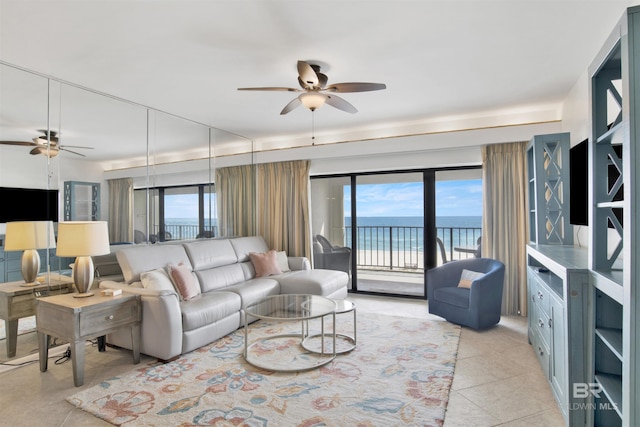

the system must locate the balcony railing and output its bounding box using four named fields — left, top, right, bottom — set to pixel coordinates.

left=152, top=224, right=217, bottom=241
left=345, top=225, right=481, bottom=271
